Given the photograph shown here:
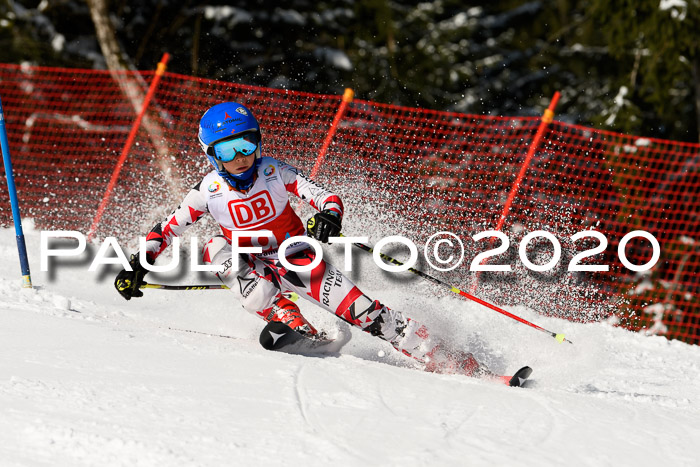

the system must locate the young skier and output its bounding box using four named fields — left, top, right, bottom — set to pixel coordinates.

left=114, top=101, right=485, bottom=377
